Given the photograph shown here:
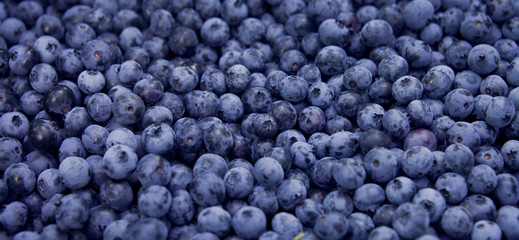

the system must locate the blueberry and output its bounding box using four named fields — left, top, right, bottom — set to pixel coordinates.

left=444, top=143, right=475, bottom=174
left=496, top=206, right=519, bottom=239
left=4, top=162, right=35, bottom=194
left=55, top=193, right=89, bottom=231
left=435, top=172, right=468, bottom=204
left=471, top=220, right=502, bottom=240
left=232, top=206, right=266, bottom=239
left=136, top=154, right=171, bottom=187
left=313, top=212, right=349, bottom=240
left=392, top=203, right=430, bottom=239
left=58, top=157, right=91, bottom=190
left=461, top=194, right=497, bottom=222
left=295, top=199, right=324, bottom=227
left=248, top=185, right=278, bottom=217
left=190, top=172, right=225, bottom=207
left=277, top=179, right=306, bottom=211
left=197, top=206, right=232, bottom=237
left=102, top=144, right=138, bottom=180
left=99, top=179, right=133, bottom=212
left=493, top=173, right=519, bottom=205
left=224, top=166, right=254, bottom=199
left=0, top=201, right=28, bottom=233
left=392, top=75, right=423, bottom=104
left=127, top=218, right=168, bottom=240
left=185, top=90, right=220, bottom=118
left=485, top=96, right=516, bottom=128
left=412, top=188, right=447, bottom=223
left=441, top=206, right=474, bottom=239
left=361, top=19, right=394, bottom=47
left=112, top=92, right=145, bottom=125
left=315, top=45, right=348, bottom=75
